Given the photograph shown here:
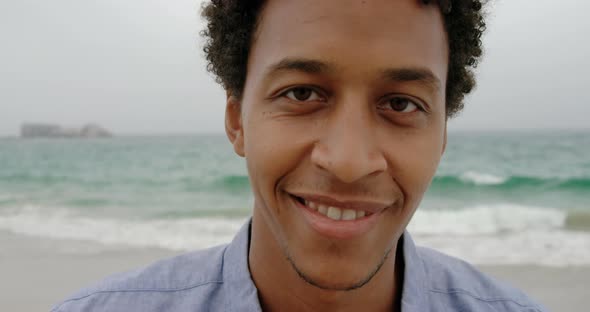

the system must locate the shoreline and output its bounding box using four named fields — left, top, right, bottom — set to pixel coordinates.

left=1, top=231, right=583, bottom=312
